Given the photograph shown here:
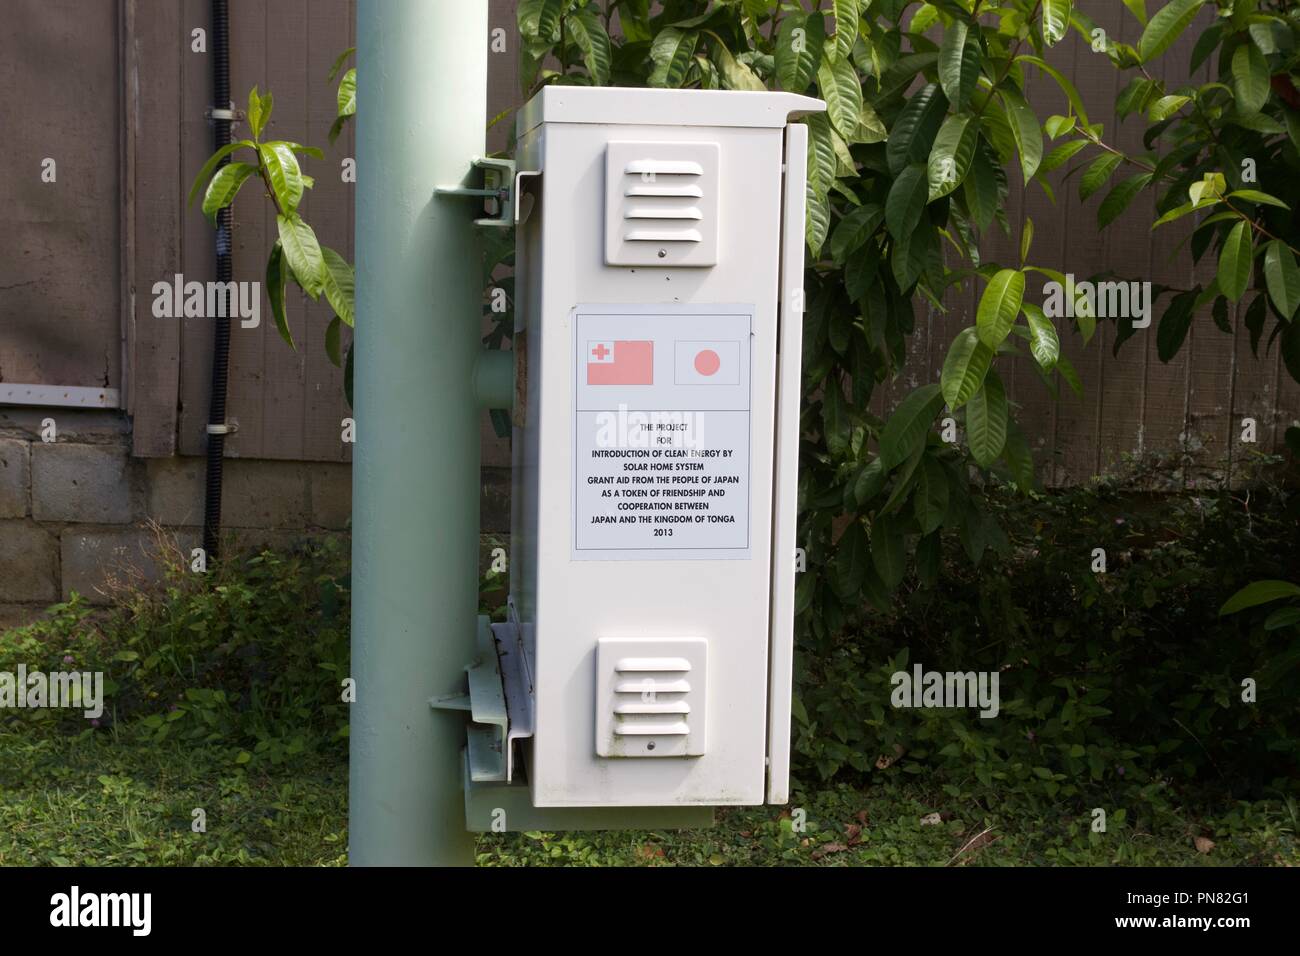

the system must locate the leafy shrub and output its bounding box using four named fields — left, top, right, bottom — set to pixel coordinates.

left=0, top=536, right=351, bottom=764
left=793, top=461, right=1300, bottom=819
